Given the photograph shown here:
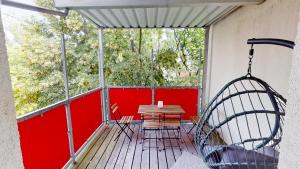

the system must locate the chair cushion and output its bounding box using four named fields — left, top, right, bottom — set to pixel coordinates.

left=218, top=146, right=278, bottom=169
left=170, top=151, right=209, bottom=169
